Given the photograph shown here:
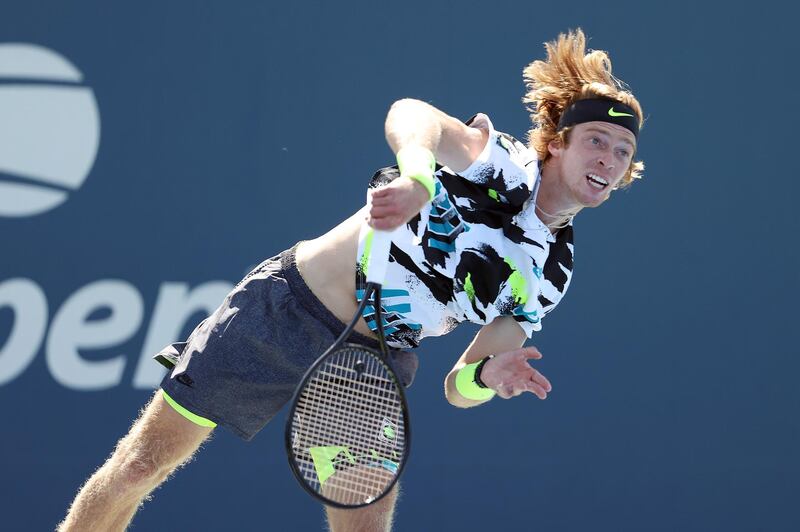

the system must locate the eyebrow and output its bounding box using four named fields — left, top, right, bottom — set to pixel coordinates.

left=583, top=126, right=636, bottom=149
